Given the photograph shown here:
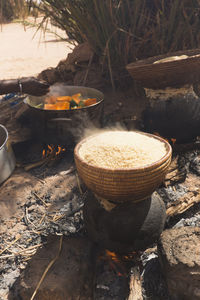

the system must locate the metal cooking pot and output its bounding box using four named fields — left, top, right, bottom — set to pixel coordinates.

left=0, top=124, right=16, bottom=184
left=23, top=84, right=104, bottom=145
